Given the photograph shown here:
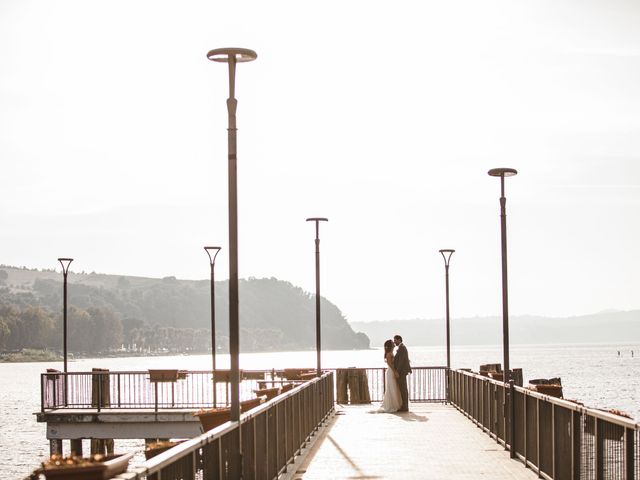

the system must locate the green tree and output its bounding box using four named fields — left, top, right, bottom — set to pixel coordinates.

left=0, top=318, right=10, bottom=349
left=86, top=306, right=123, bottom=352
